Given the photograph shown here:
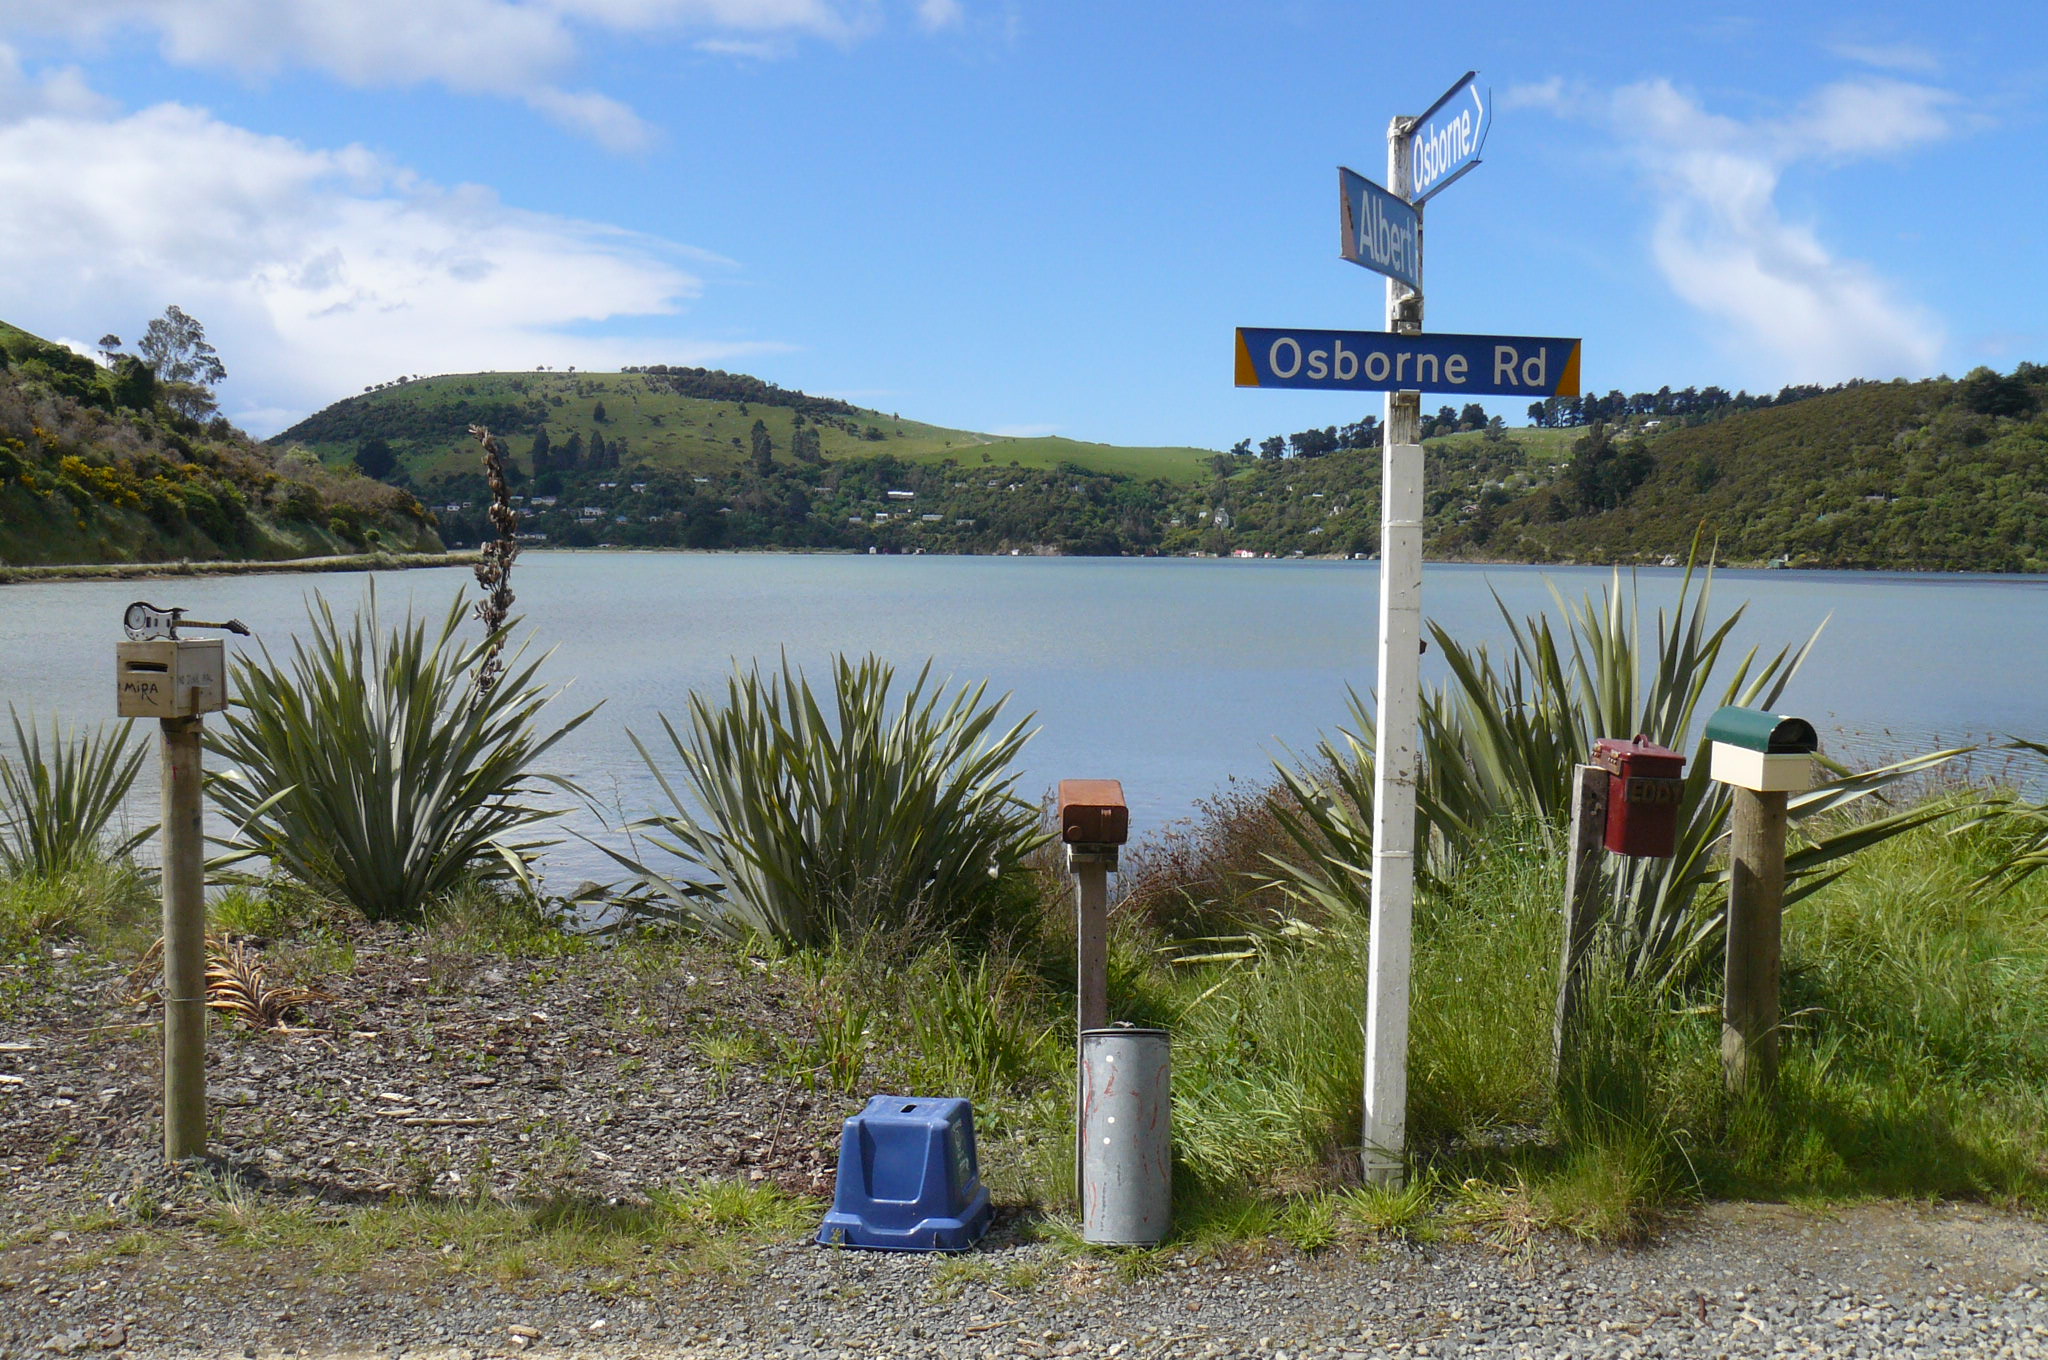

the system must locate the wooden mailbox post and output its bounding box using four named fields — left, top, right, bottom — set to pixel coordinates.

left=116, top=603, right=244, bottom=1164
left=1705, top=706, right=1819, bottom=1095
